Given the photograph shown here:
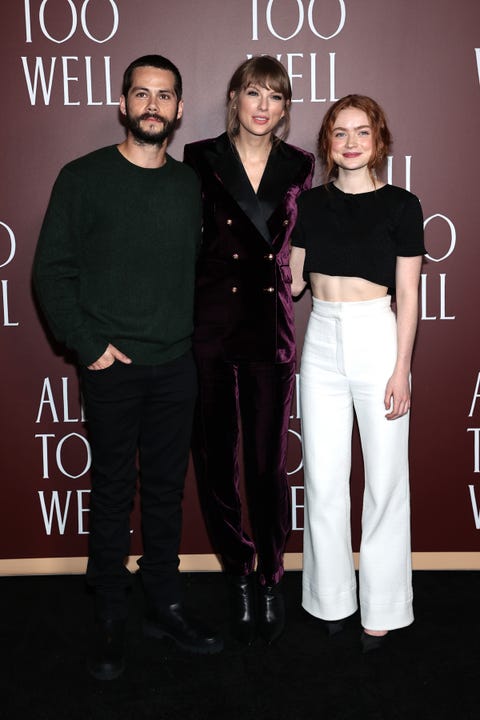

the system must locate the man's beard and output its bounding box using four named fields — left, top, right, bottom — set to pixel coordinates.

left=125, top=111, right=176, bottom=146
